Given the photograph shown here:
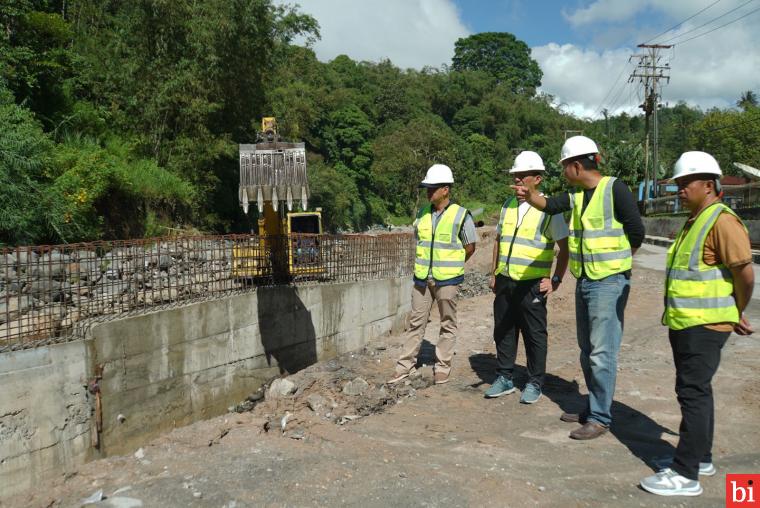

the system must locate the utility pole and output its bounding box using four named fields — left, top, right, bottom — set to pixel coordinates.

left=629, top=44, right=671, bottom=207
